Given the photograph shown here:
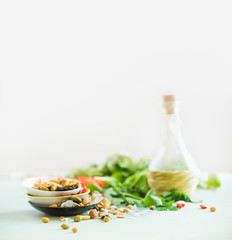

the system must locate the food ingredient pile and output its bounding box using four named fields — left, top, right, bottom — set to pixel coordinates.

left=70, top=154, right=221, bottom=210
